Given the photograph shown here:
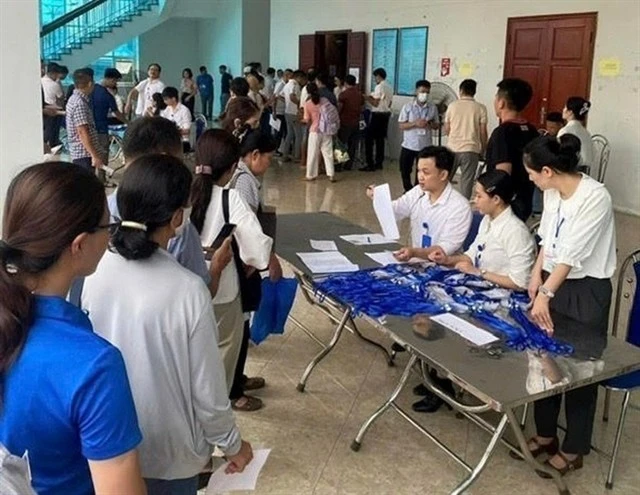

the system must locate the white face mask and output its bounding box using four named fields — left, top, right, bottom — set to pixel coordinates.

left=174, top=206, right=192, bottom=237
left=417, top=92, right=429, bottom=103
